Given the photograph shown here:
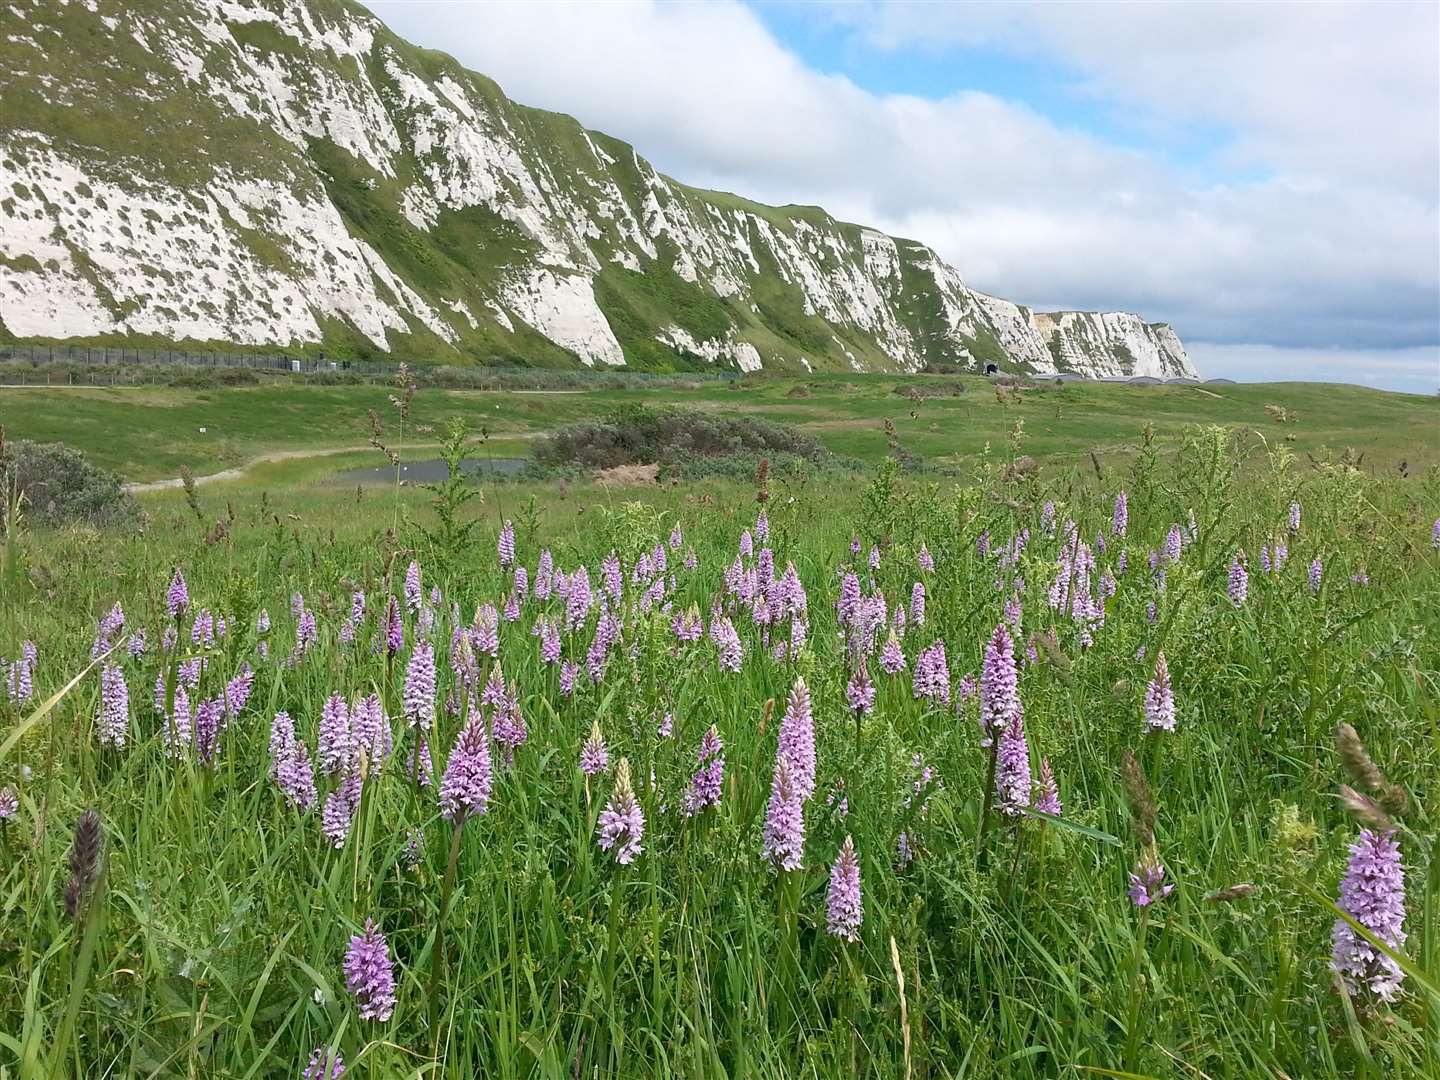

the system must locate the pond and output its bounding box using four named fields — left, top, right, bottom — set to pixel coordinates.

left=330, top=457, right=530, bottom=485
